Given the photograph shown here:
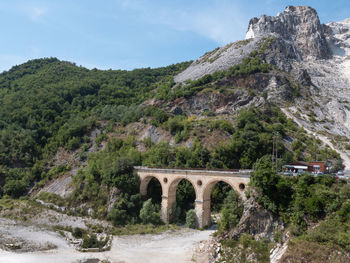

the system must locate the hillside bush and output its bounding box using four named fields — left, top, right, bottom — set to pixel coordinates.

left=218, top=190, right=243, bottom=231
left=185, top=209, right=197, bottom=229
left=139, top=199, right=161, bottom=225
left=3, top=179, right=28, bottom=198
